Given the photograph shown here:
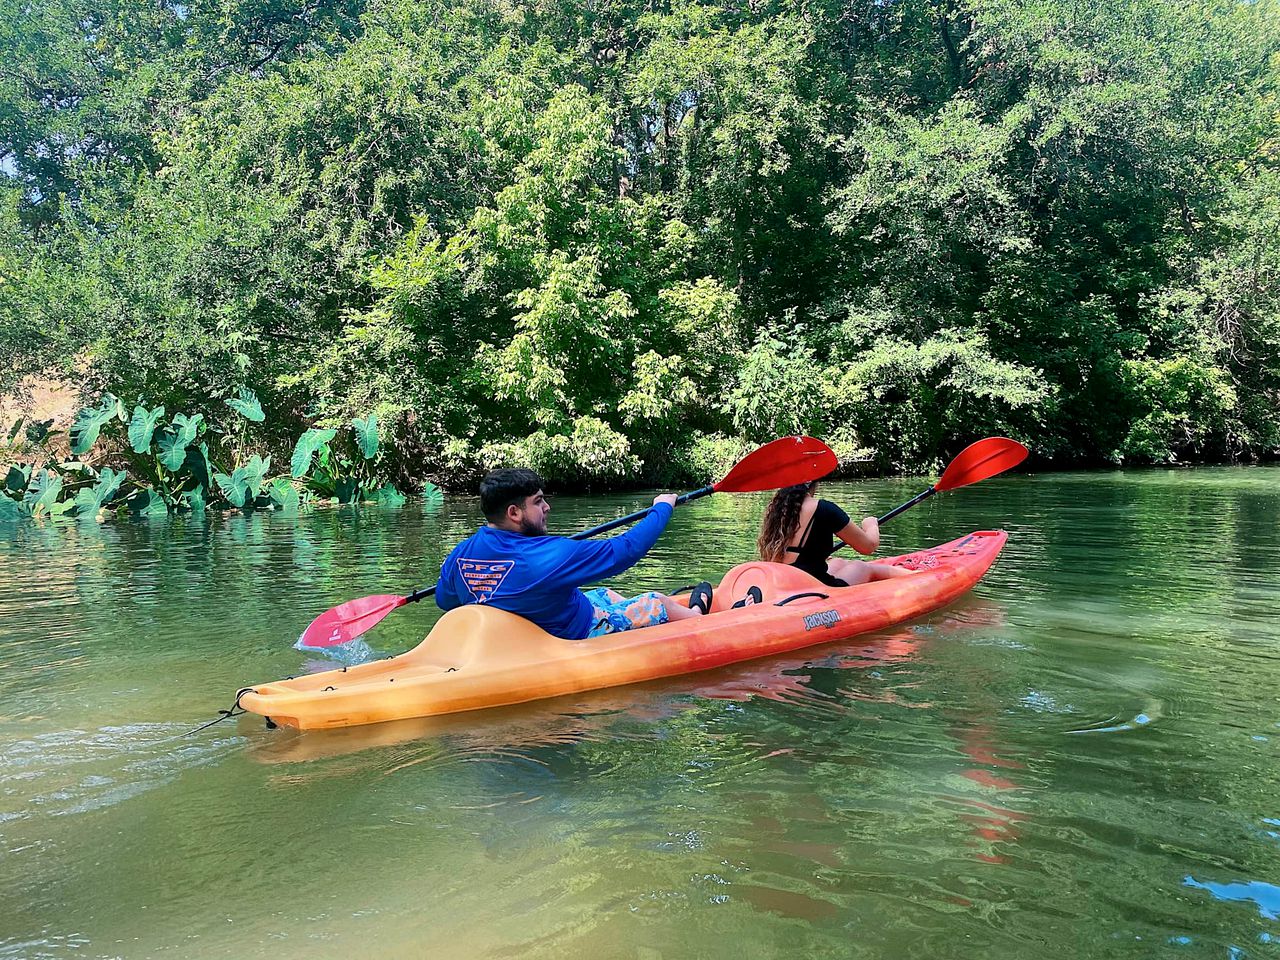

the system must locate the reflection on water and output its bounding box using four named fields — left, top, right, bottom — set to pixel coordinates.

left=1, top=468, right=1280, bottom=958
